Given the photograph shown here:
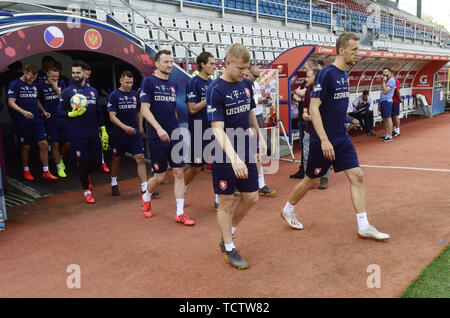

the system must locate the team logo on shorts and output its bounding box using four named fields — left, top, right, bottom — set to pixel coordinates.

left=153, top=163, right=159, bottom=171
left=20, top=137, right=24, bottom=143
left=219, top=180, right=227, bottom=191
left=113, top=148, right=117, bottom=154
left=170, top=86, right=175, bottom=93
left=244, top=88, right=250, bottom=97
left=76, top=150, right=81, bottom=157
left=314, top=168, right=322, bottom=175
